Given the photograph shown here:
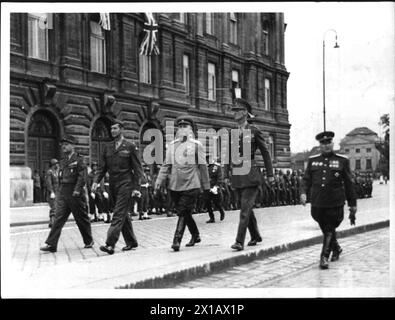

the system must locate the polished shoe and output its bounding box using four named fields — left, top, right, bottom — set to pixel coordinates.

left=231, top=242, right=244, bottom=251
left=122, top=243, right=138, bottom=251
left=100, top=245, right=115, bottom=255
left=331, top=248, right=343, bottom=262
left=319, top=256, right=329, bottom=269
left=206, top=219, right=215, bottom=223
left=84, top=241, right=94, bottom=249
left=171, top=242, right=180, bottom=252
left=40, top=244, right=56, bottom=253
left=220, top=212, right=225, bottom=221
left=247, top=236, right=262, bottom=246
left=185, top=235, right=201, bottom=247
